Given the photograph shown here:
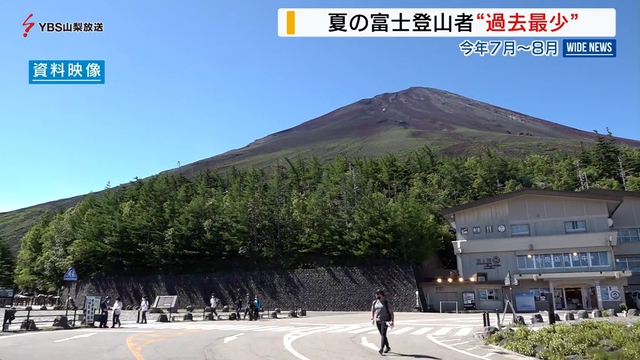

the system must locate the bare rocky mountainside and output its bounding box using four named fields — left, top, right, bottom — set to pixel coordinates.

left=168, top=87, right=639, bottom=177
left=1, top=86, right=638, bottom=253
